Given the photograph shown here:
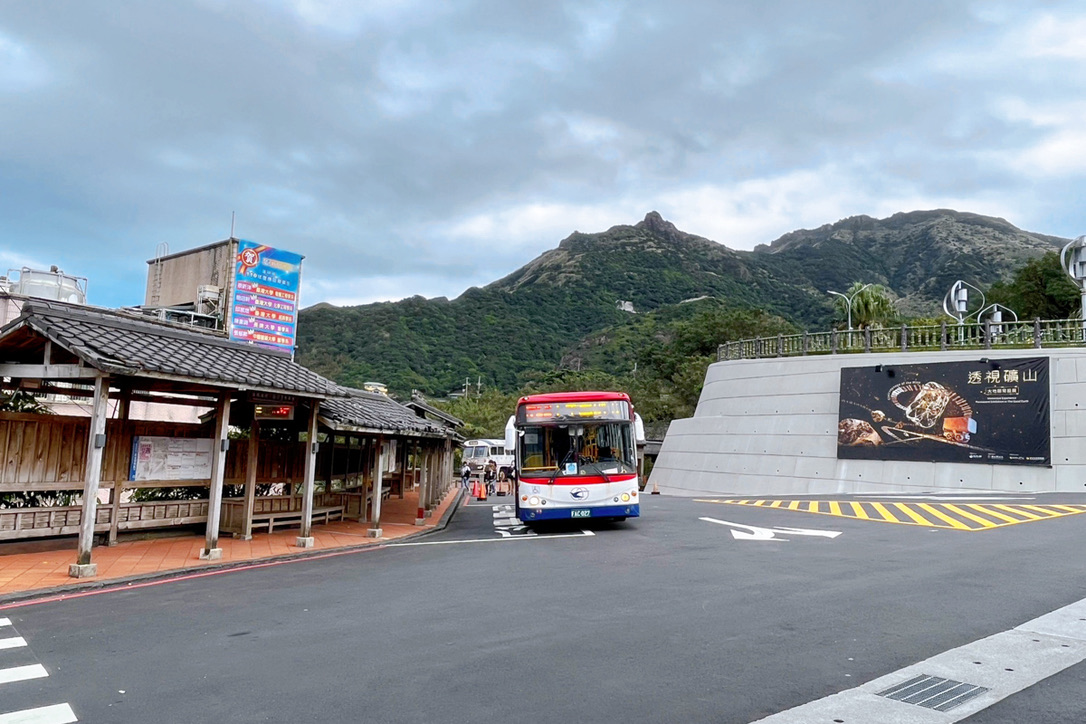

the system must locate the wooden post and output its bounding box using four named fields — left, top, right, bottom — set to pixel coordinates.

left=369, top=436, right=385, bottom=537
left=296, top=402, right=319, bottom=547
left=415, top=444, right=428, bottom=525
left=241, top=417, right=259, bottom=540
left=70, top=375, right=109, bottom=578
left=108, top=386, right=133, bottom=546
left=201, top=392, right=231, bottom=560
left=398, top=440, right=407, bottom=499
